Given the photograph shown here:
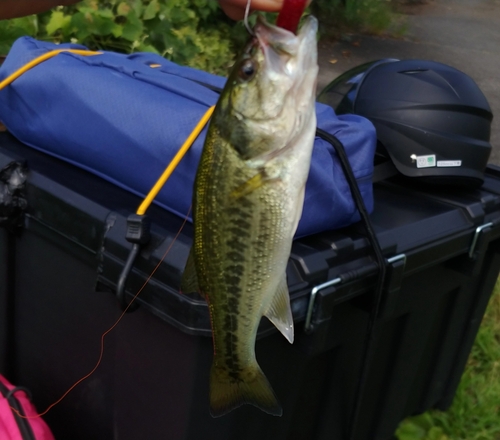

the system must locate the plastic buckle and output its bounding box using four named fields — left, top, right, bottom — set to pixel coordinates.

left=125, top=214, right=151, bottom=244
left=116, top=214, right=151, bottom=312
